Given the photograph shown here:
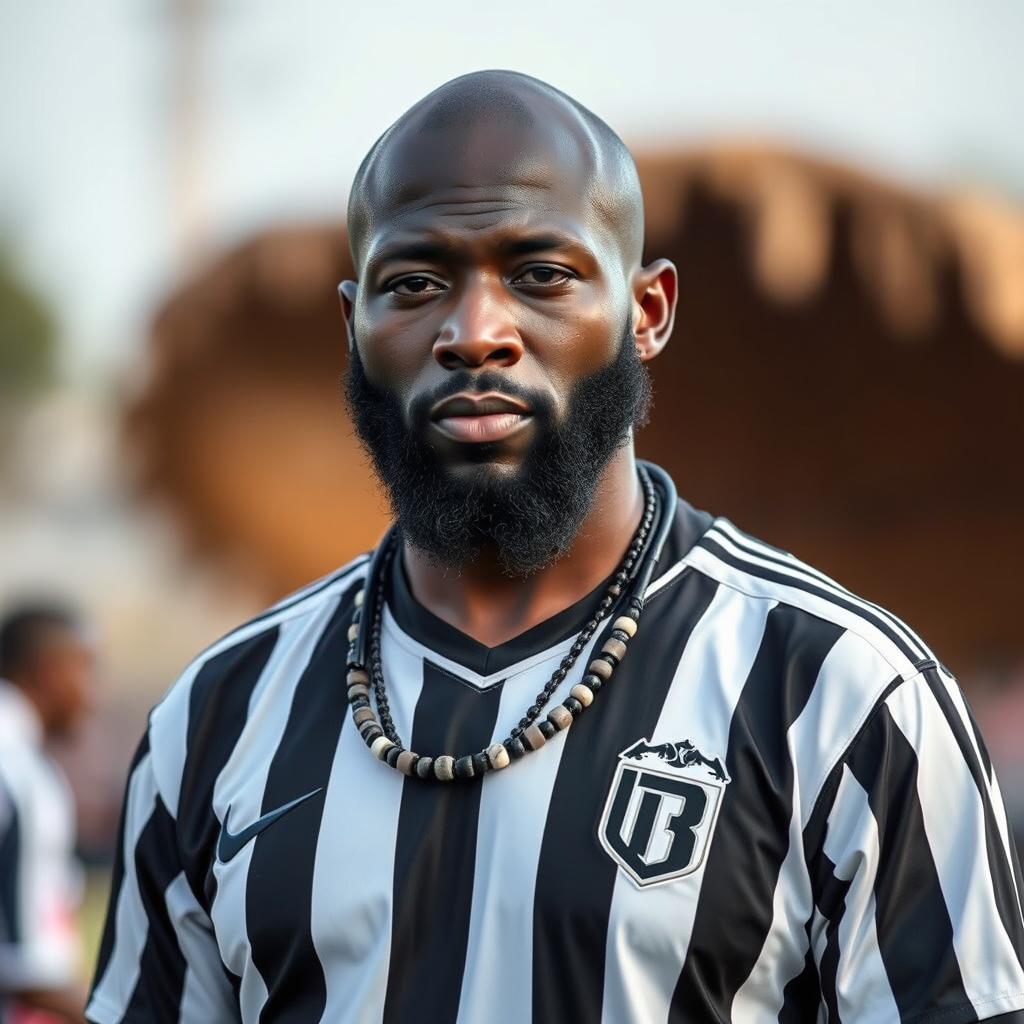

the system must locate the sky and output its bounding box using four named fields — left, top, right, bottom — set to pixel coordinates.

left=2, top=0, right=1023, bottom=381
